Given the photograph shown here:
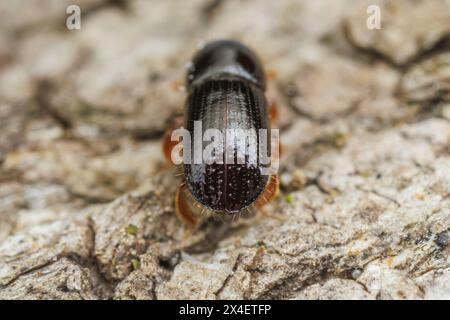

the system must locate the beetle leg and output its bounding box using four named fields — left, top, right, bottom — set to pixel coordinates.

left=162, top=130, right=181, bottom=164
left=268, top=102, right=283, bottom=158
left=255, top=175, right=279, bottom=208
left=162, top=114, right=184, bottom=164
left=175, top=183, right=199, bottom=228
left=256, top=175, right=285, bottom=221
left=268, top=101, right=279, bottom=123
left=266, top=68, right=278, bottom=81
